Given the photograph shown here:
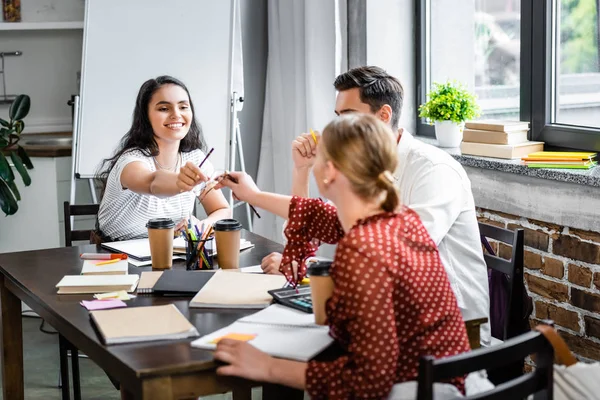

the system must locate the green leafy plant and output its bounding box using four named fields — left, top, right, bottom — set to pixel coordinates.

left=0, top=95, right=34, bottom=216
left=419, top=81, right=480, bottom=123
